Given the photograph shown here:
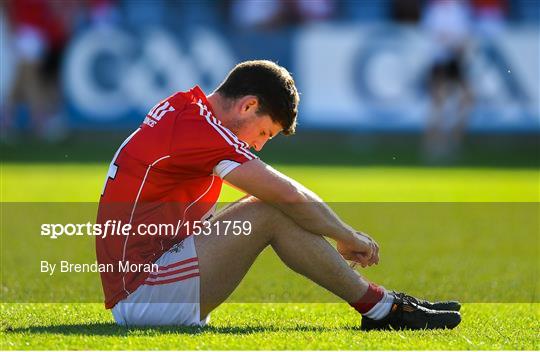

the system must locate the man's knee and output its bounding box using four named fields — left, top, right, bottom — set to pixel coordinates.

left=250, top=199, right=300, bottom=236
left=214, top=197, right=296, bottom=242
left=228, top=197, right=293, bottom=232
